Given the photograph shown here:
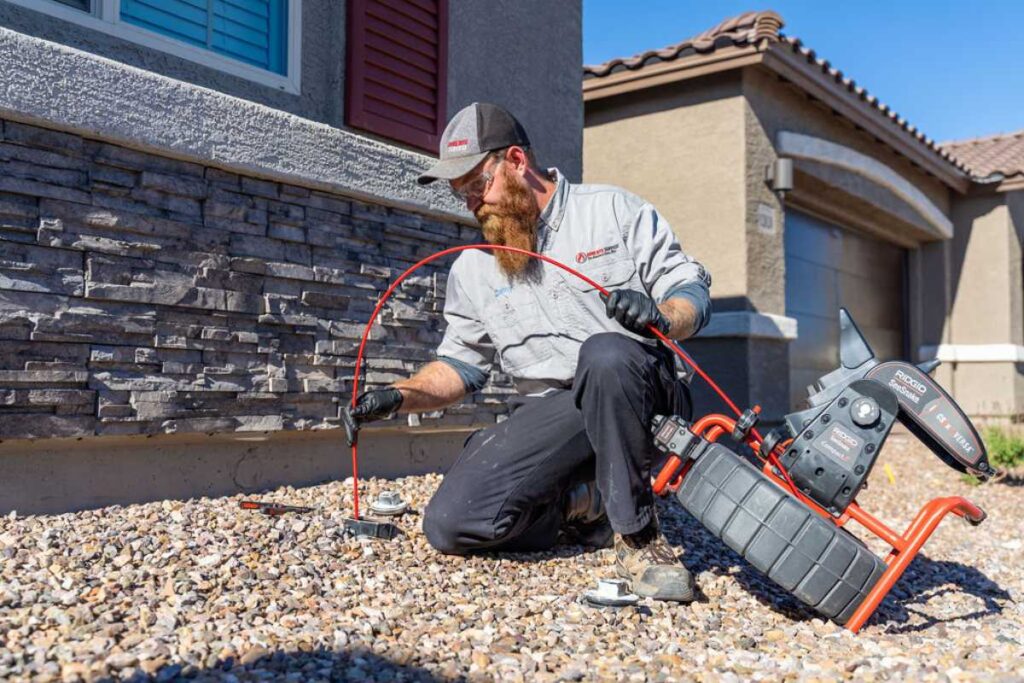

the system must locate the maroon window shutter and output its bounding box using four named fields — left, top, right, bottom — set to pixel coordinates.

left=346, top=0, right=449, bottom=153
